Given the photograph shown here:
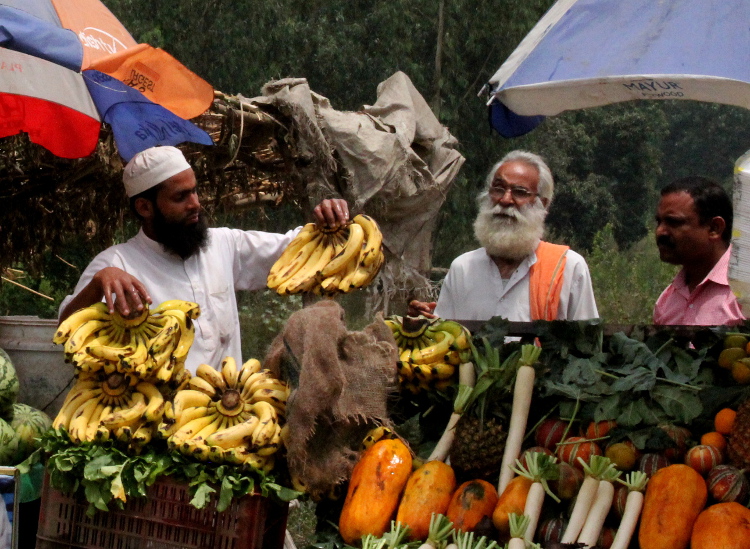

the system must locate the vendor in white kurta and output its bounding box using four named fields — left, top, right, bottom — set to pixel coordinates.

left=410, top=150, right=598, bottom=322
left=59, top=146, right=349, bottom=373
